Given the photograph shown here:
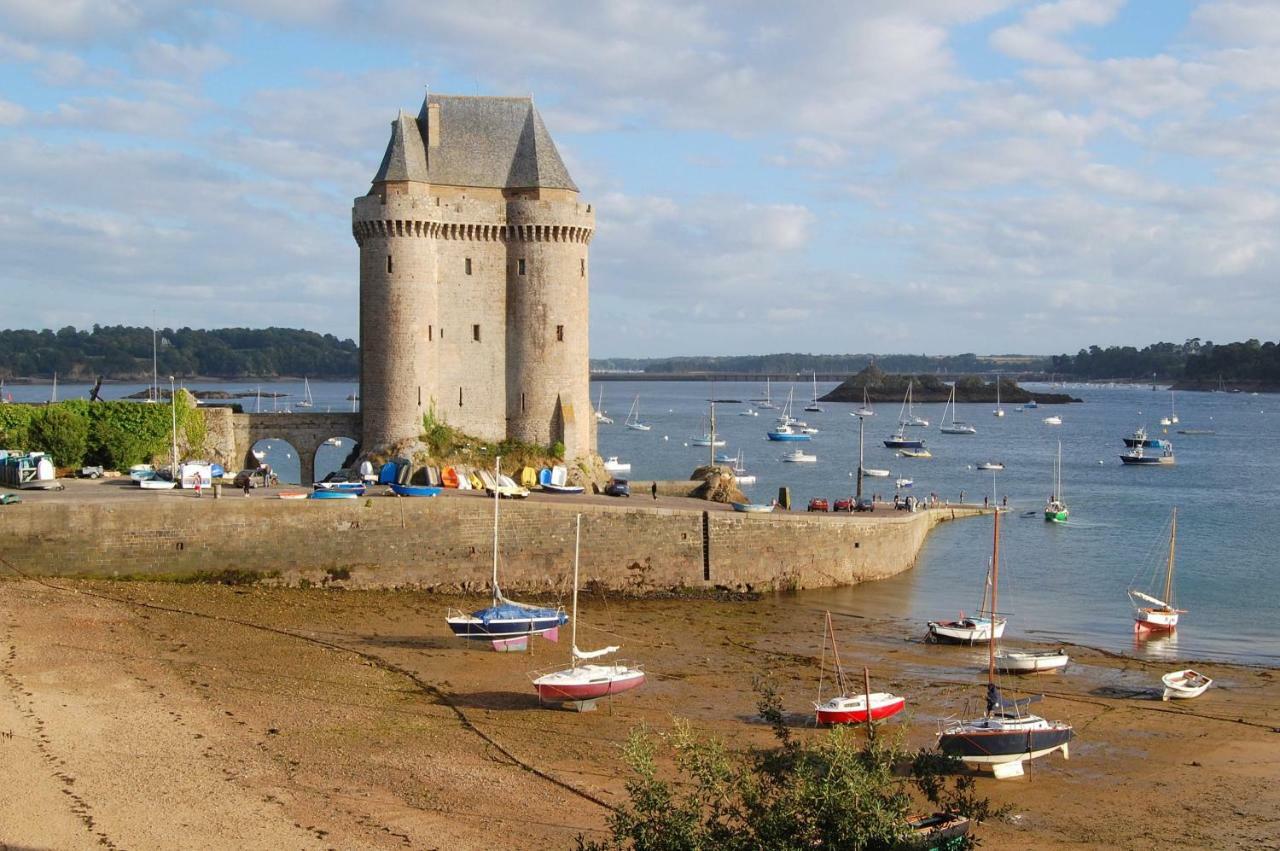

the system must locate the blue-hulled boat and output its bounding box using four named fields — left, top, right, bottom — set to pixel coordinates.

left=390, top=483, right=442, bottom=497
left=446, top=457, right=568, bottom=650
left=766, top=425, right=812, bottom=442
left=884, top=430, right=926, bottom=450
left=313, top=481, right=365, bottom=495
left=1122, top=426, right=1169, bottom=449
left=310, top=490, right=358, bottom=500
